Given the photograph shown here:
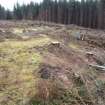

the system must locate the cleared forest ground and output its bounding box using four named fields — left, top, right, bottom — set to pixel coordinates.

left=0, top=21, right=105, bottom=105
